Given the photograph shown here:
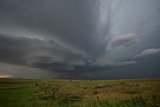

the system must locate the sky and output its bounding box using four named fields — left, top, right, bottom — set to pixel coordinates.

left=0, top=0, right=160, bottom=79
